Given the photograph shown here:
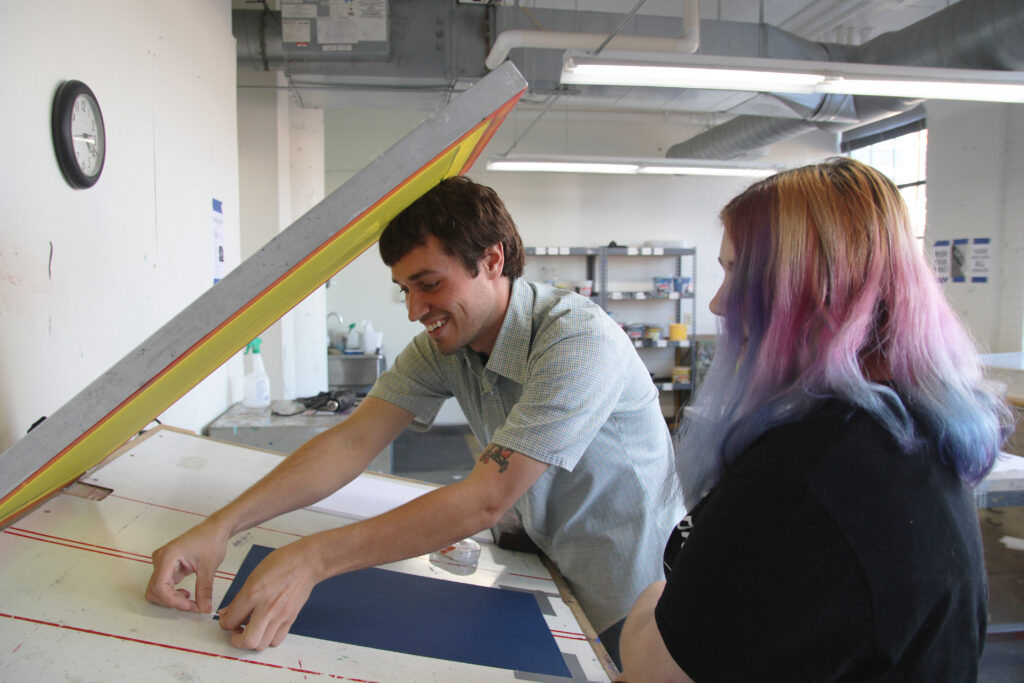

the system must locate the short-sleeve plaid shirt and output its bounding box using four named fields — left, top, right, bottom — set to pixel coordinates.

left=370, top=278, right=683, bottom=631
